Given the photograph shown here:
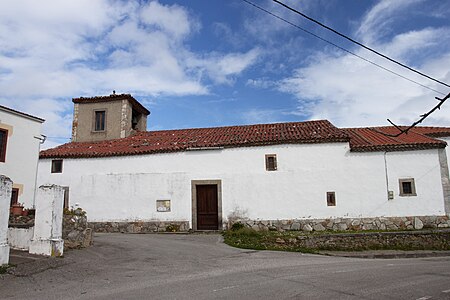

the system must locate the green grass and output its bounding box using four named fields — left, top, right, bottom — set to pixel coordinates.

left=223, top=228, right=318, bottom=253
left=222, top=228, right=450, bottom=252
